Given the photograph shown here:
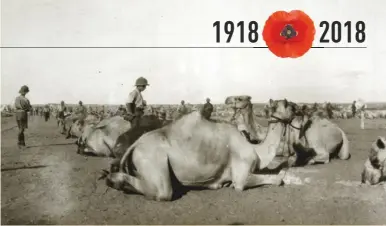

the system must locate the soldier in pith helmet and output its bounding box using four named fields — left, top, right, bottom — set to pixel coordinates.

left=125, top=77, right=149, bottom=125
left=14, top=85, right=32, bottom=148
